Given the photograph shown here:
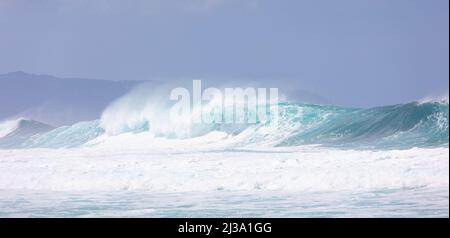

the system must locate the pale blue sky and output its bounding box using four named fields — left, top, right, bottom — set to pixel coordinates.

left=0, top=0, right=448, bottom=106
